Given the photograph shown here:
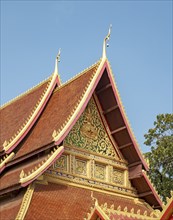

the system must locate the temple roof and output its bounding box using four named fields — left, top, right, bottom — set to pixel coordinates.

left=0, top=55, right=162, bottom=210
